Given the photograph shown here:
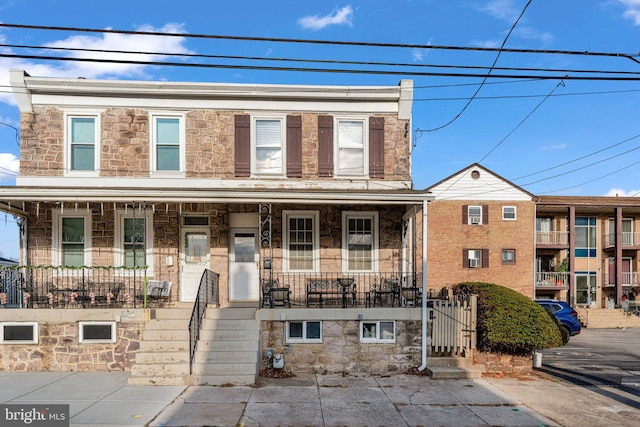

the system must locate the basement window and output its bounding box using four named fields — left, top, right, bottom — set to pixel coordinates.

left=360, top=321, right=395, bottom=343
left=0, top=322, right=38, bottom=344
left=285, top=321, right=322, bottom=343
left=79, top=322, right=116, bottom=343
